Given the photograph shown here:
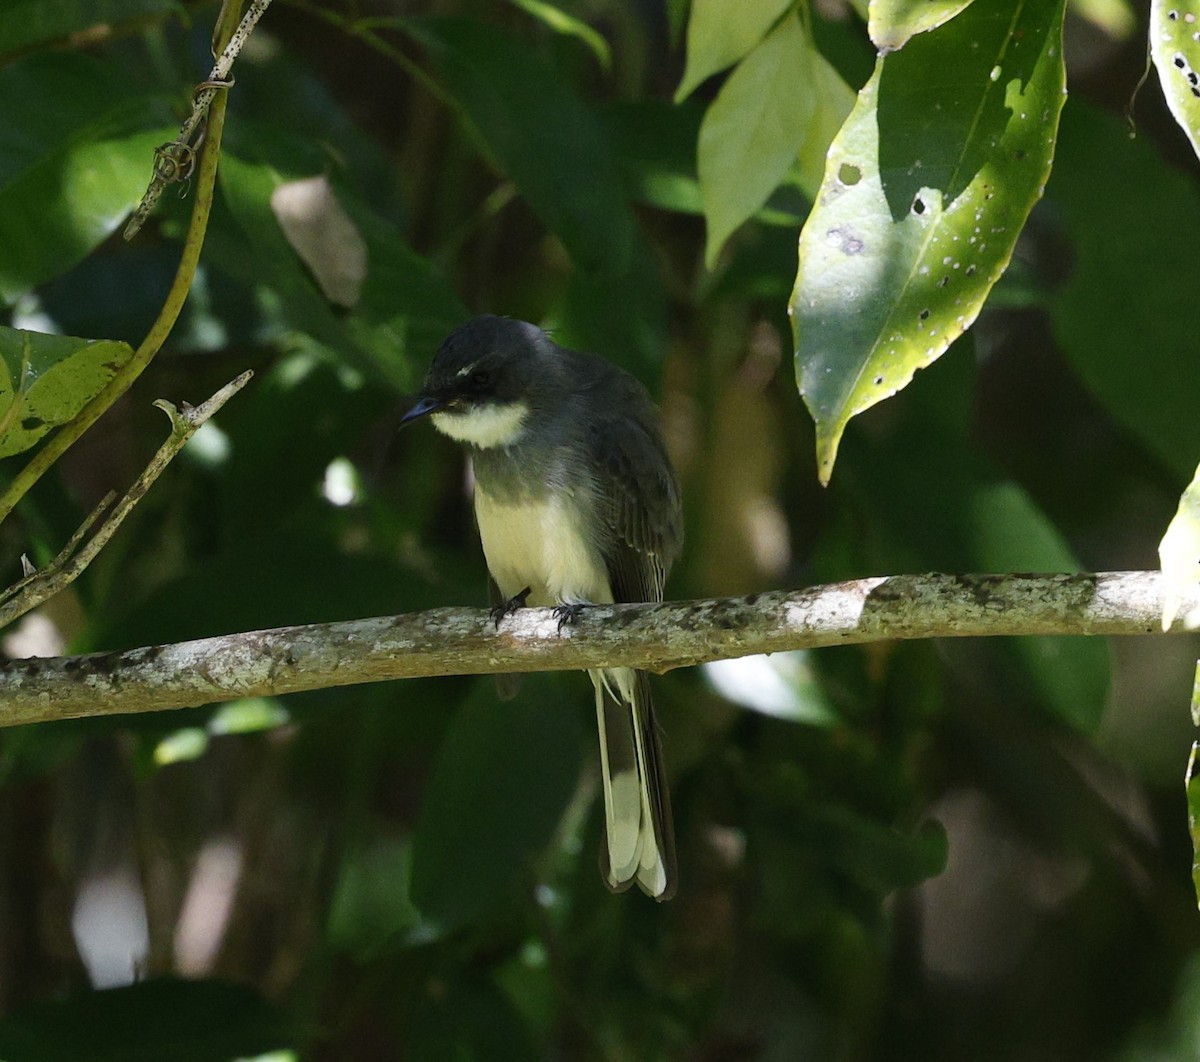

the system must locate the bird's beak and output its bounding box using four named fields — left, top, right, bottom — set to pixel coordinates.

left=399, top=395, right=442, bottom=427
